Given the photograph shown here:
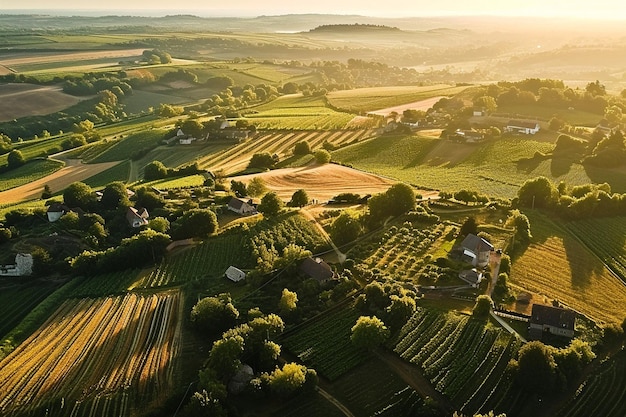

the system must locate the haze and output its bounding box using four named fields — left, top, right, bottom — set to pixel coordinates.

left=3, top=0, right=626, bottom=19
